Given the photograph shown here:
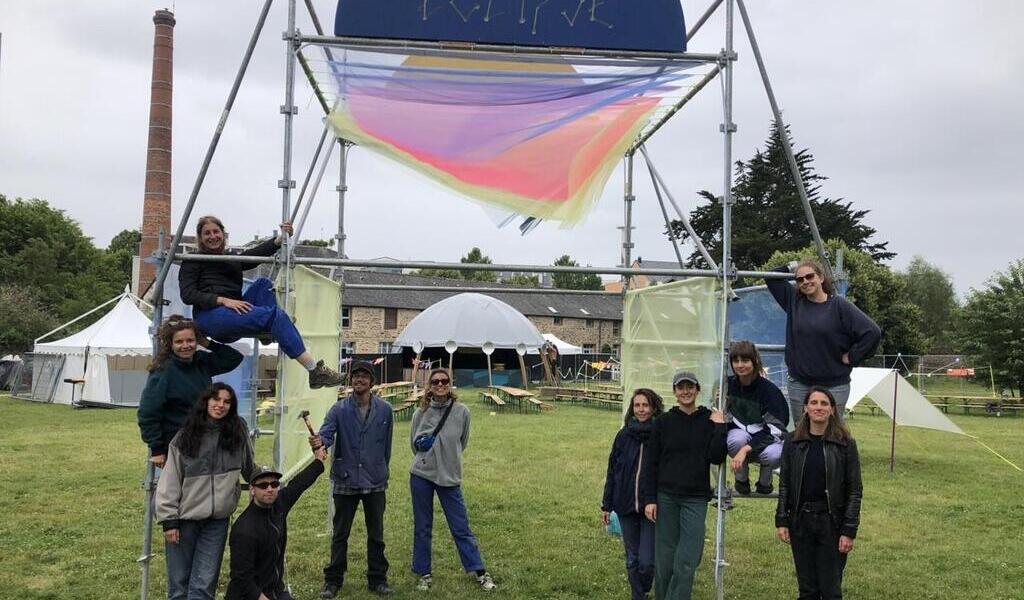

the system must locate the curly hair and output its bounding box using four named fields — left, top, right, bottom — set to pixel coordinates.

left=625, top=388, right=664, bottom=427
left=419, top=367, right=458, bottom=411
left=148, top=315, right=201, bottom=372
left=175, top=382, right=249, bottom=459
